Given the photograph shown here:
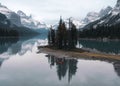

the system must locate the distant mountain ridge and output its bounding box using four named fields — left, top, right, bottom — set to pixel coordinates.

left=0, top=3, right=47, bottom=29
left=82, top=0, right=120, bottom=30
left=0, top=9, right=38, bottom=36
left=17, top=10, right=47, bottom=29
left=0, top=3, right=21, bottom=26
left=52, top=6, right=112, bottom=30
